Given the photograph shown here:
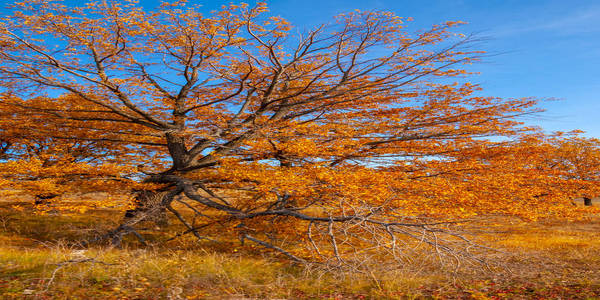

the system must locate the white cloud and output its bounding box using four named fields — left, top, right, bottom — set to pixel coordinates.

left=492, top=5, right=600, bottom=37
